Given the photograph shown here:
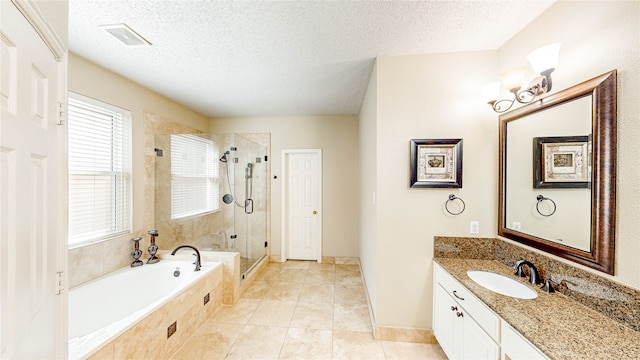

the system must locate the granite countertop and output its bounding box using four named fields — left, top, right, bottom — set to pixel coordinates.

left=434, top=258, right=640, bottom=360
